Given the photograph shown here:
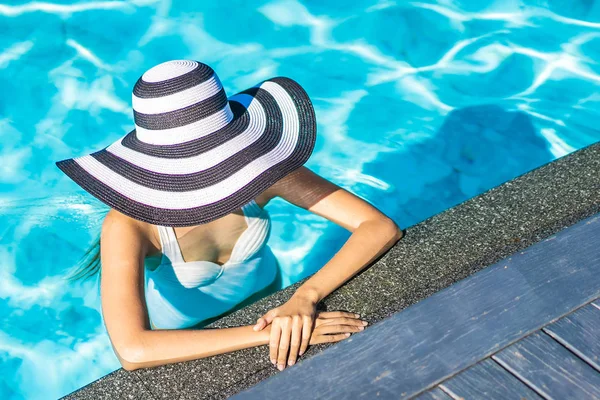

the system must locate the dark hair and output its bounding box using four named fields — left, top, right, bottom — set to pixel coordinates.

left=64, top=232, right=102, bottom=282
left=62, top=204, right=112, bottom=283
left=63, top=207, right=110, bottom=283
